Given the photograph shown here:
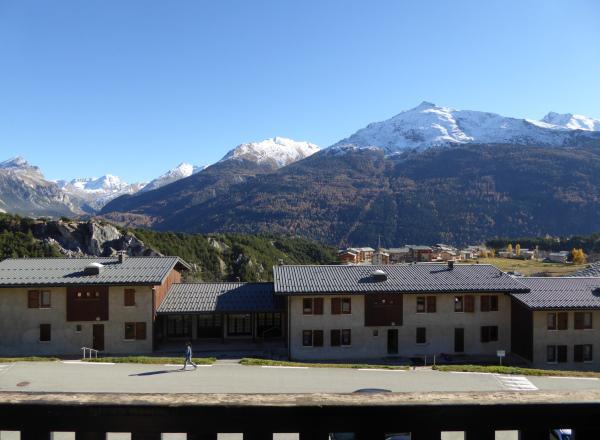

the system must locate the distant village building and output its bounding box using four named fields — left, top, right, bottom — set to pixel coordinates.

left=387, top=247, right=410, bottom=263
left=372, top=249, right=390, bottom=265
left=548, top=251, right=570, bottom=263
